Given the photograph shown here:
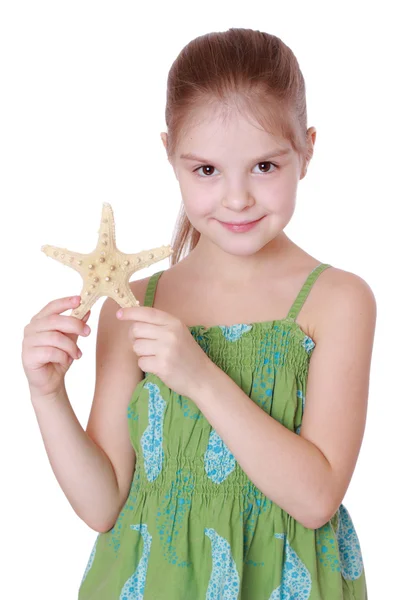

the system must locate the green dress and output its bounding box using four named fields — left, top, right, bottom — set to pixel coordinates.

left=78, top=262, right=367, bottom=599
